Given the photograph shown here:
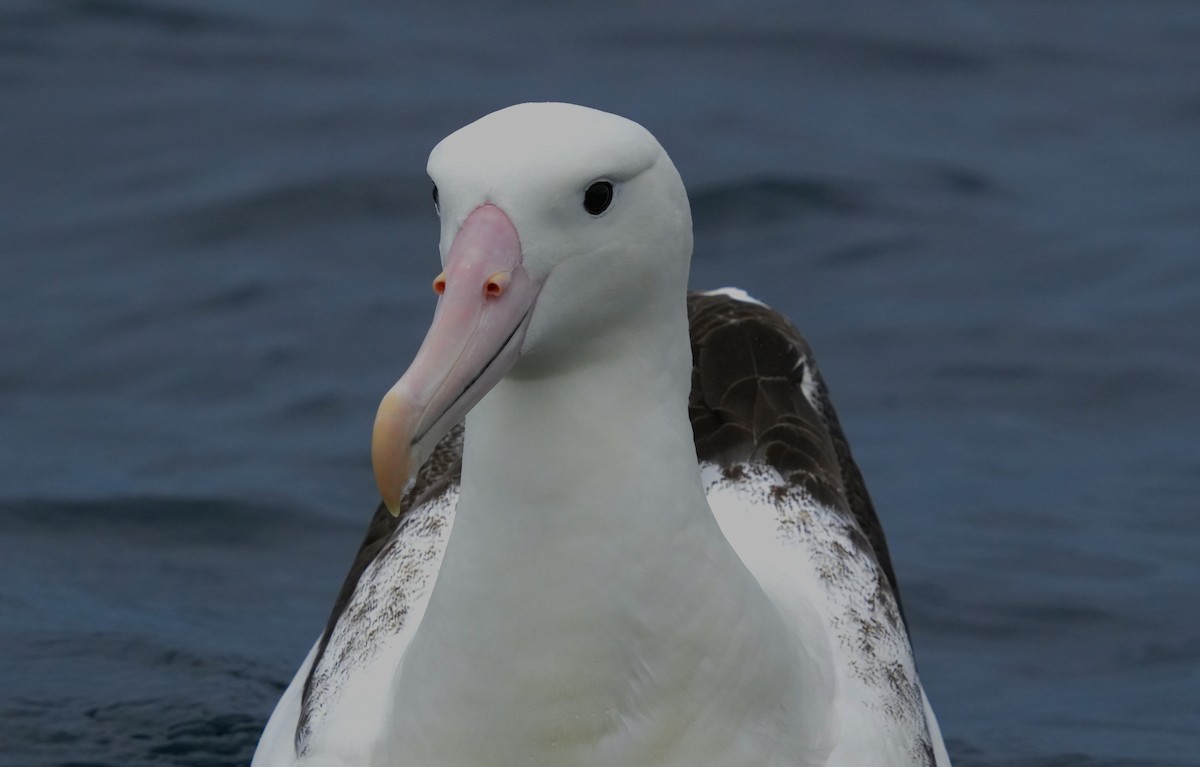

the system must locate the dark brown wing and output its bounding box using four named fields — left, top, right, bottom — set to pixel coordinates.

left=686, top=291, right=905, bottom=622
